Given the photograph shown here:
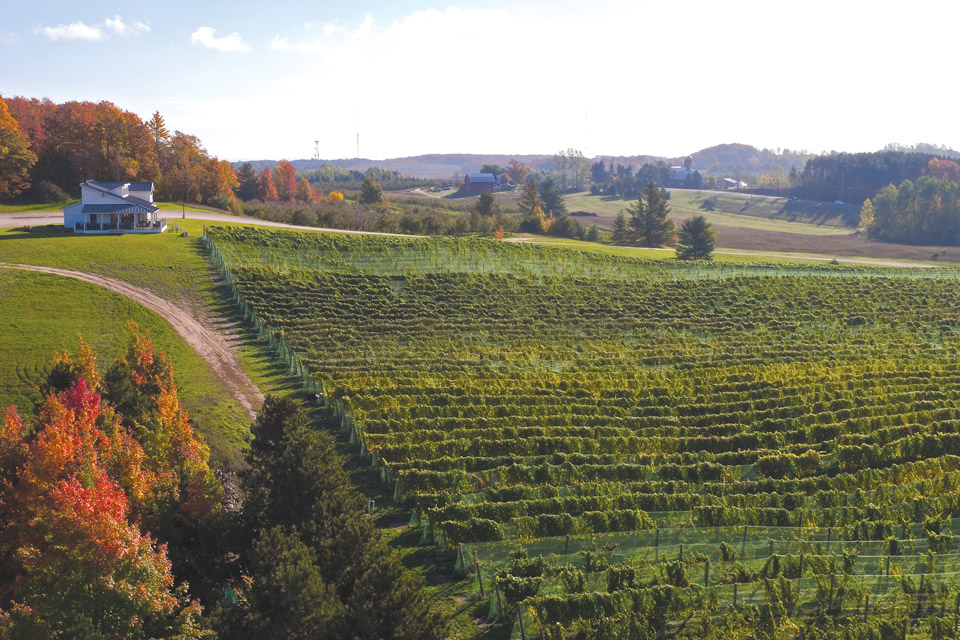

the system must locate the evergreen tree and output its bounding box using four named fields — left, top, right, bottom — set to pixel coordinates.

left=238, top=397, right=447, bottom=640
left=518, top=178, right=541, bottom=217
left=676, top=215, right=716, bottom=260
left=612, top=211, right=629, bottom=244
left=539, top=176, right=567, bottom=216
left=476, top=190, right=499, bottom=216
left=235, top=162, right=258, bottom=201
left=358, top=176, right=384, bottom=206
left=231, top=527, right=347, bottom=639
left=629, top=181, right=675, bottom=247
